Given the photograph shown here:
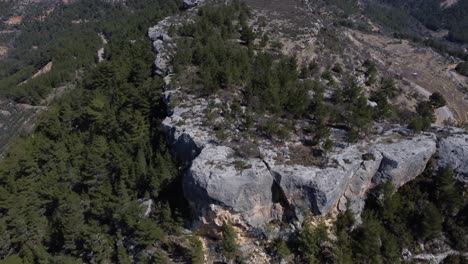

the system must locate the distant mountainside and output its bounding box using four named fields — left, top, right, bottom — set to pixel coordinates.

left=365, top=0, right=468, bottom=44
